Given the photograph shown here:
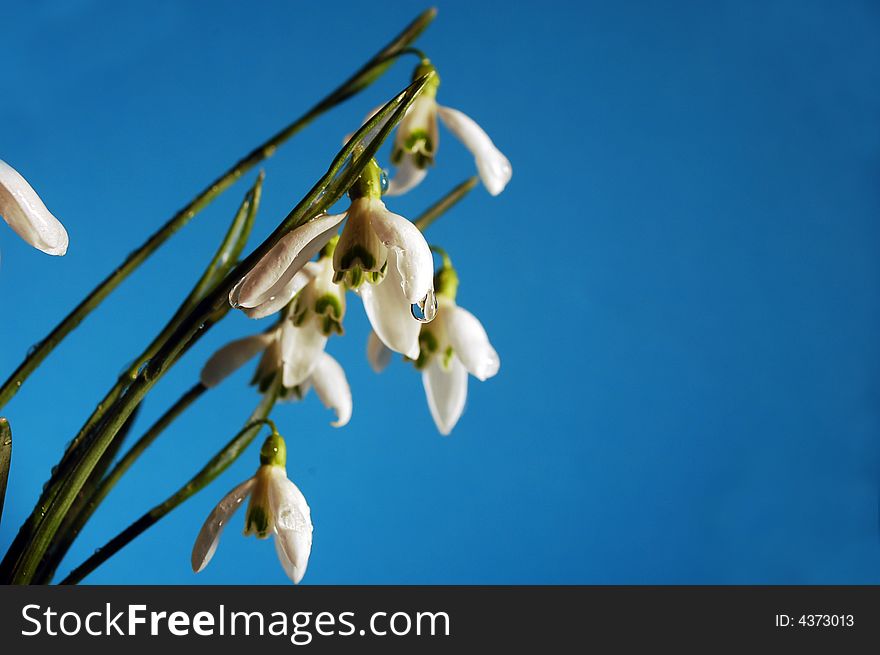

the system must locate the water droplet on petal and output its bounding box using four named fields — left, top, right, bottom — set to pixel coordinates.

left=277, top=507, right=307, bottom=532
left=411, top=289, right=438, bottom=323
left=380, top=169, right=389, bottom=193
